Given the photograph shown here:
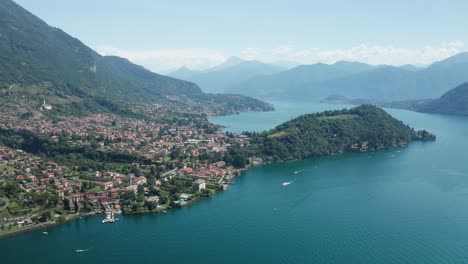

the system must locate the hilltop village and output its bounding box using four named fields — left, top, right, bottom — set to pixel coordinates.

left=0, top=102, right=254, bottom=236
